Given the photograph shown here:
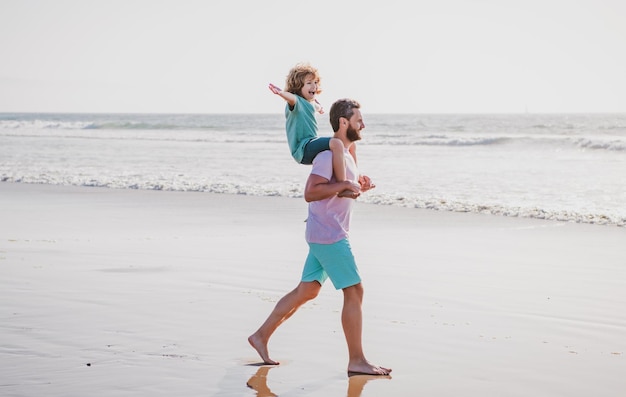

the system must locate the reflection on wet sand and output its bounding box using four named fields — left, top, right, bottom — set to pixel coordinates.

left=246, top=366, right=277, bottom=397
left=347, top=373, right=392, bottom=397
left=246, top=365, right=391, bottom=397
